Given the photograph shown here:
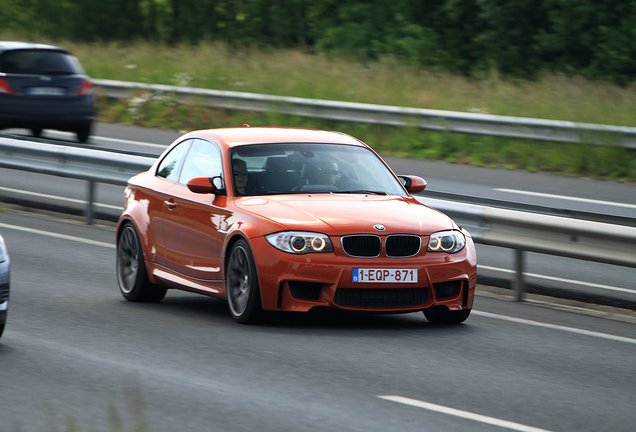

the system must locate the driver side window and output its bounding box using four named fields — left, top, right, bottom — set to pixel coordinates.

left=178, top=139, right=223, bottom=184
